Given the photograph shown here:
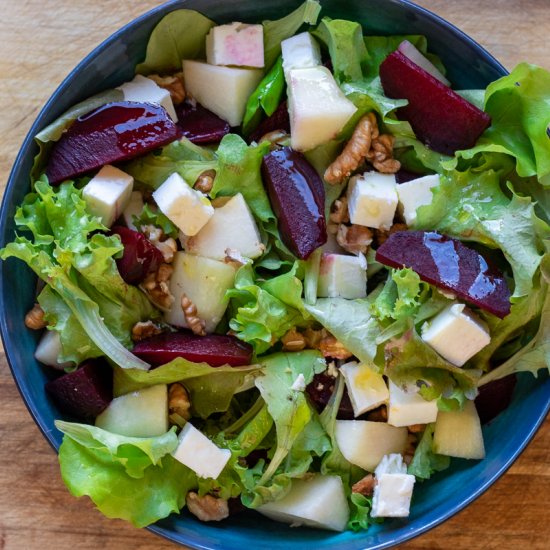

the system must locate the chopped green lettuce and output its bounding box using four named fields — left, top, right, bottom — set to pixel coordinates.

left=407, top=424, right=450, bottom=480
left=131, top=203, right=179, bottom=240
